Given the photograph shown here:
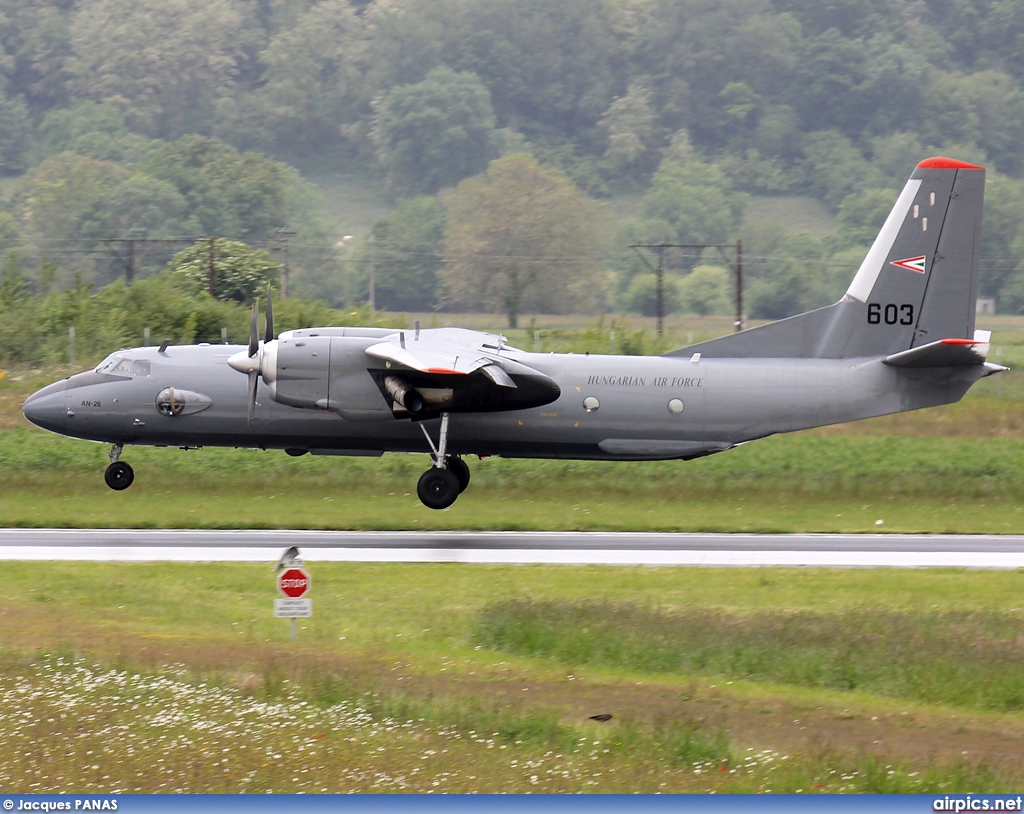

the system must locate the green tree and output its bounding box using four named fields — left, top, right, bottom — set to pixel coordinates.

left=0, top=0, right=73, bottom=108
left=143, top=136, right=289, bottom=241
left=0, top=213, right=21, bottom=254
left=372, top=67, right=500, bottom=196
left=630, top=0, right=797, bottom=143
left=598, top=80, right=662, bottom=180
left=623, top=273, right=682, bottom=317
left=441, top=154, right=610, bottom=328
left=356, top=197, right=446, bottom=311
left=453, top=0, right=625, bottom=140
left=40, top=102, right=126, bottom=153
left=250, top=0, right=362, bottom=151
left=835, top=188, right=899, bottom=249
left=678, top=265, right=732, bottom=316
left=17, top=152, right=131, bottom=245
left=979, top=174, right=1024, bottom=299
left=799, top=131, right=867, bottom=209
left=641, top=158, right=746, bottom=250
left=789, top=30, right=926, bottom=140
left=38, top=102, right=160, bottom=166
left=0, top=92, right=31, bottom=171
left=16, top=152, right=195, bottom=286
left=66, top=0, right=246, bottom=138
left=998, top=268, right=1024, bottom=315
left=746, top=234, right=835, bottom=319
left=609, top=216, right=677, bottom=304
left=167, top=239, right=278, bottom=303
left=446, top=27, right=531, bottom=129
